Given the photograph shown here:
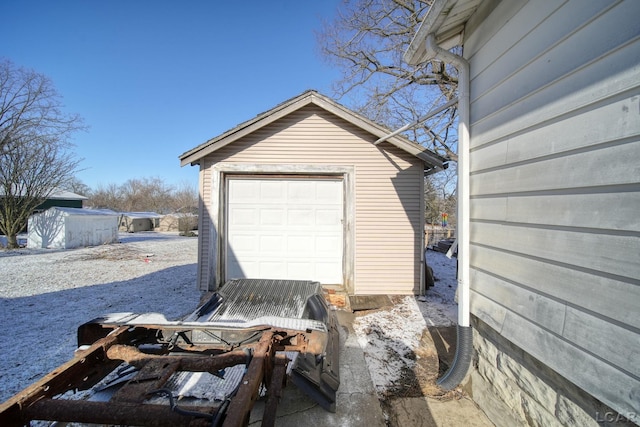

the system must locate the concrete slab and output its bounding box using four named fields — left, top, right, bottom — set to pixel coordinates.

left=248, top=309, right=494, bottom=426
left=249, top=310, right=387, bottom=426
left=388, top=396, right=495, bottom=427
left=349, top=295, right=392, bottom=311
